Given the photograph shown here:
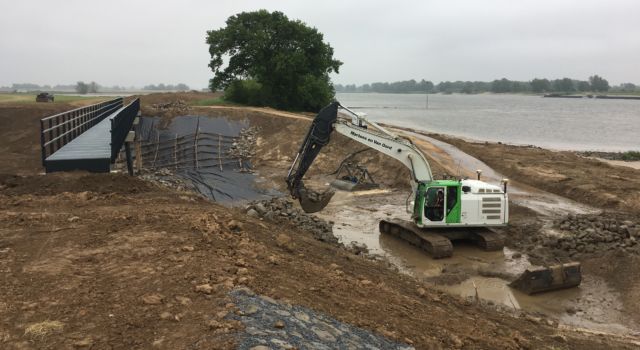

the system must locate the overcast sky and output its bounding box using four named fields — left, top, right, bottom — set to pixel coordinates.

left=1, top=0, right=639, bottom=89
